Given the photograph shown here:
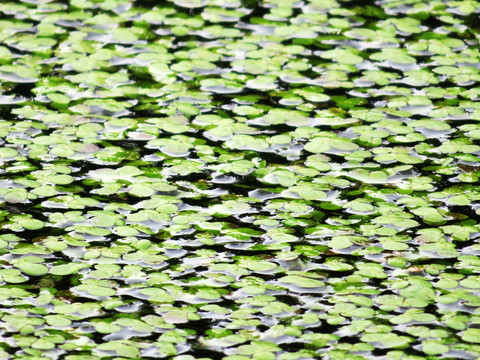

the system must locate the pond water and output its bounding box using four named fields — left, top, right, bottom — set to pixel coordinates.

left=1, top=0, right=480, bottom=359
